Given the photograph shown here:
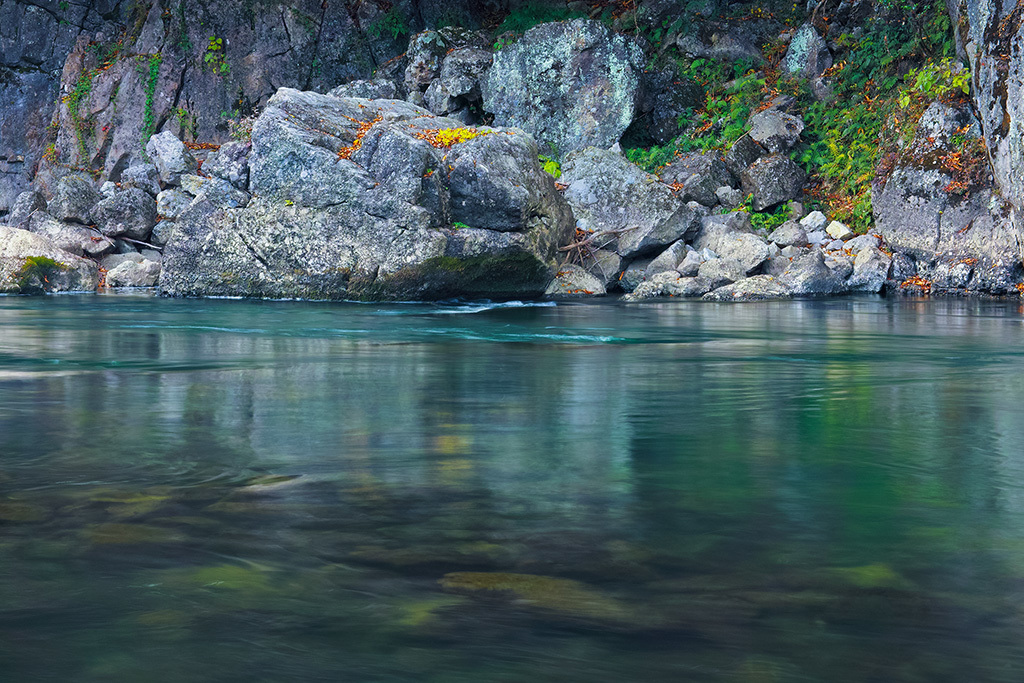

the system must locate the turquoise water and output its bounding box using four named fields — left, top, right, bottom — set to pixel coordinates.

left=2, top=293, right=1024, bottom=682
